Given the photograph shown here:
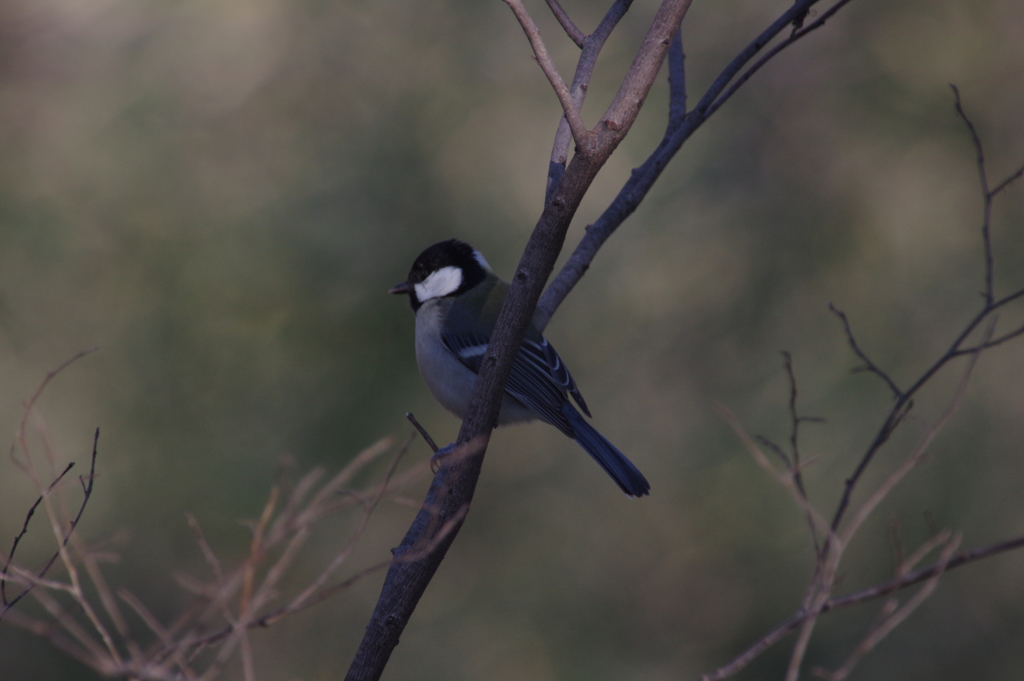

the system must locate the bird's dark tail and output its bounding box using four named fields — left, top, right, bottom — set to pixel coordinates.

left=563, top=403, right=650, bottom=497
